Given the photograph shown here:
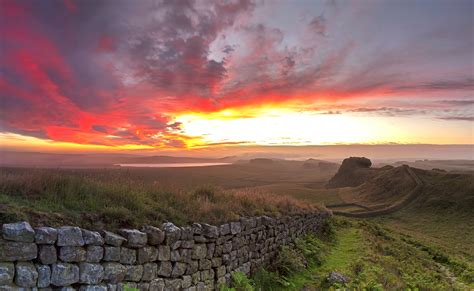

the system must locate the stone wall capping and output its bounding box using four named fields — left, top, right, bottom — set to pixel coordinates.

left=0, top=211, right=331, bottom=289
